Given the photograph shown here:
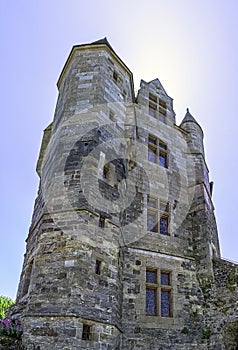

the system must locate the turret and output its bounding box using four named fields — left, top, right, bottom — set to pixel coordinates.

left=180, top=108, right=204, bottom=156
